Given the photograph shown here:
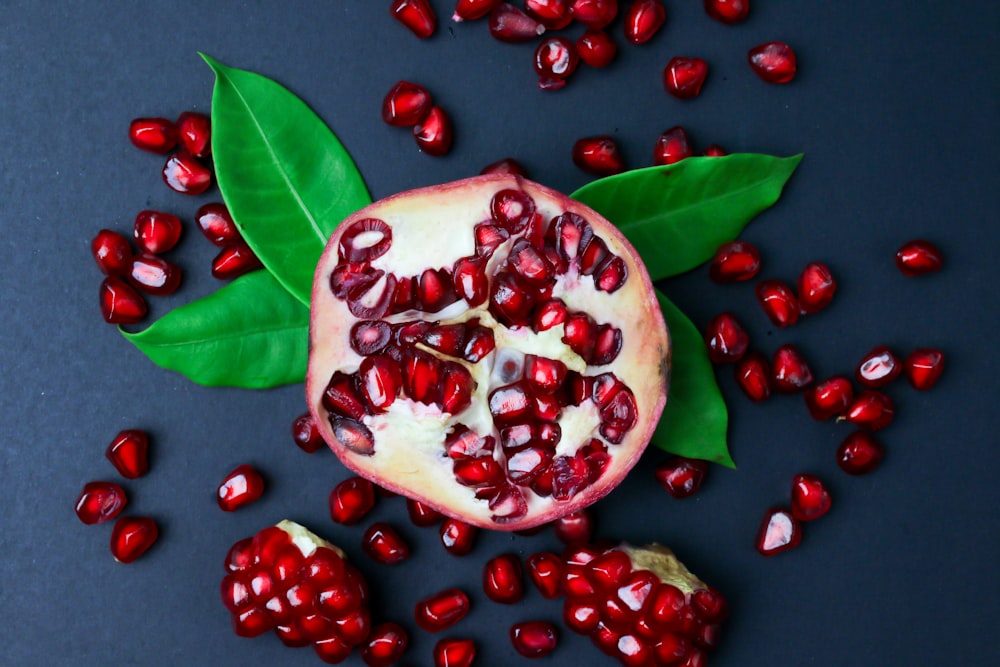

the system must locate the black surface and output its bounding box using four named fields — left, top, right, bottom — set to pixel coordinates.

left=2, top=2, right=998, bottom=666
